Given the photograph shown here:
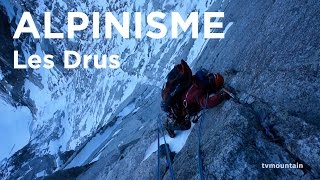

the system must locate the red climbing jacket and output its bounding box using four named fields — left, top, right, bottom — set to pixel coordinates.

left=161, top=60, right=229, bottom=125
left=181, top=79, right=226, bottom=116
